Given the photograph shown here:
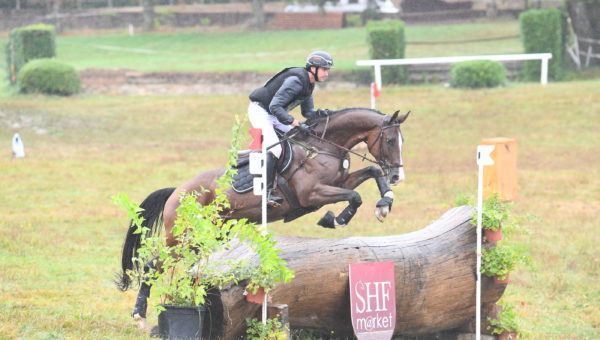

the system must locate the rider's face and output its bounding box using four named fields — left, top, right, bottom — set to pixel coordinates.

left=317, top=67, right=330, bottom=82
